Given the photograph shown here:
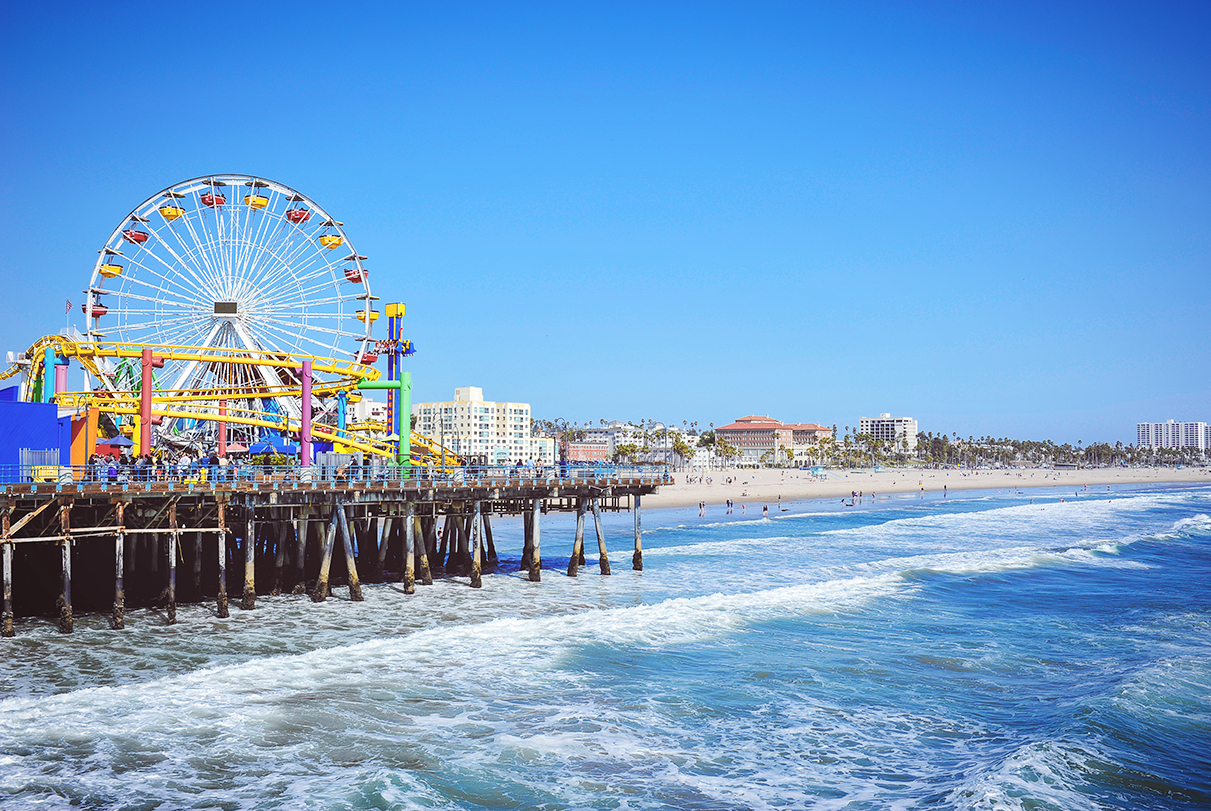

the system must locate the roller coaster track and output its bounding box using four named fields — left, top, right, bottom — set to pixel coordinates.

left=2, top=336, right=459, bottom=465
